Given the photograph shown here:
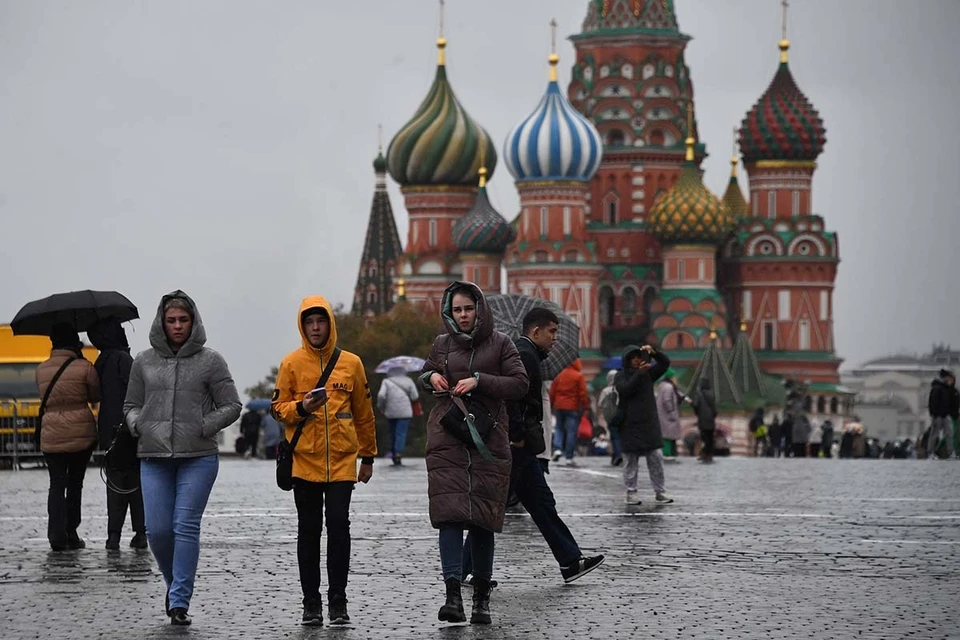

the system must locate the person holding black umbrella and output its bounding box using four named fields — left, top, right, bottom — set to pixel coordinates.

left=37, top=323, right=101, bottom=551
left=87, top=319, right=146, bottom=551
left=123, top=291, right=241, bottom=626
